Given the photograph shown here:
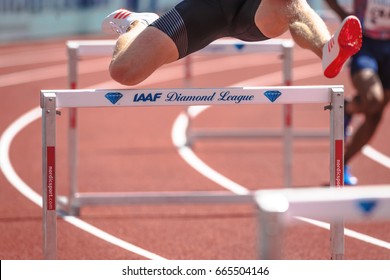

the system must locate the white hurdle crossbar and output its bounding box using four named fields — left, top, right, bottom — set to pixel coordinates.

left=41, top=85, right=344, bottom=259
left=256, top=185, right=390, bottom=260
